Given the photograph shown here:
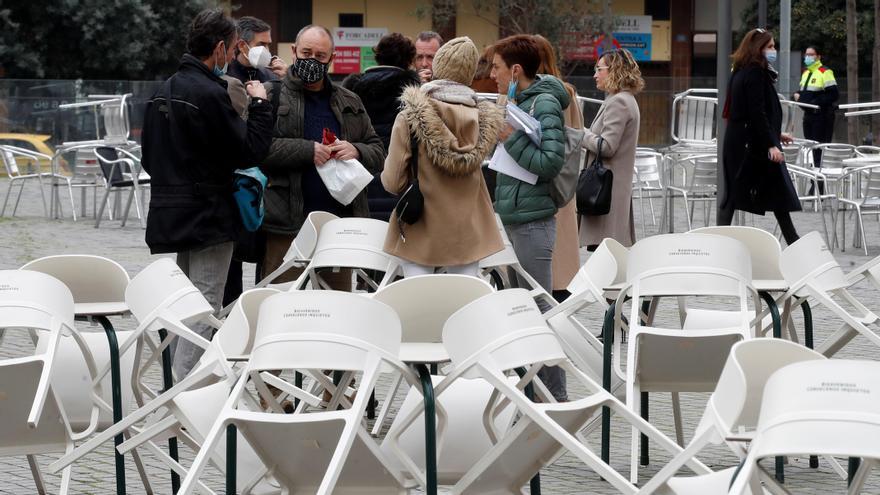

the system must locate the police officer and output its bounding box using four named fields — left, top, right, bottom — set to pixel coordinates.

left=793, top=46, right=839, bottom=193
